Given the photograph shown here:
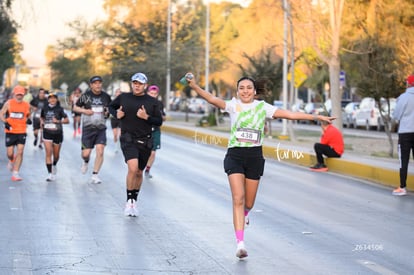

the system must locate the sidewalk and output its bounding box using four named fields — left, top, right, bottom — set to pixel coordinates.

left=161, top=120, right=414, bottom=191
